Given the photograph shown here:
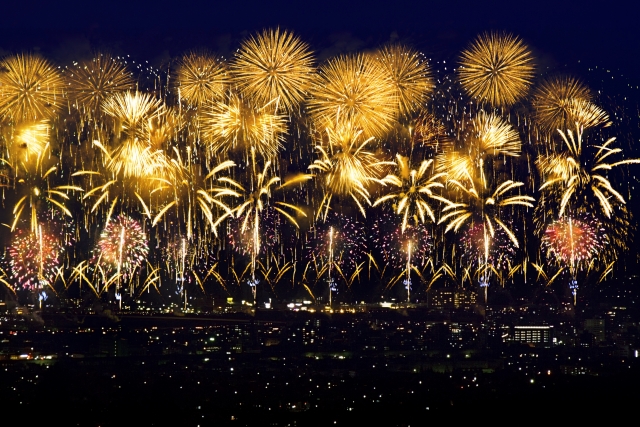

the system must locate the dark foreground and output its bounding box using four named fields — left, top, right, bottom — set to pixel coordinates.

left=2, top=310, right=640, bottom=424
